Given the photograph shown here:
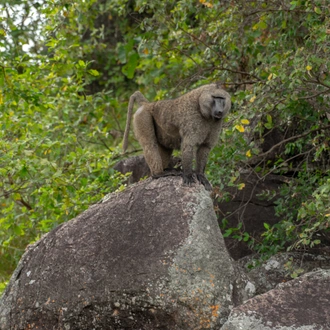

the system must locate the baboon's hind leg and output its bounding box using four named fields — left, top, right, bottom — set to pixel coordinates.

left=152, top=146, right=181, bottom=178
left=158, top=145, right=172, bottom=170
left=134, top=108, right=163, bottom=176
